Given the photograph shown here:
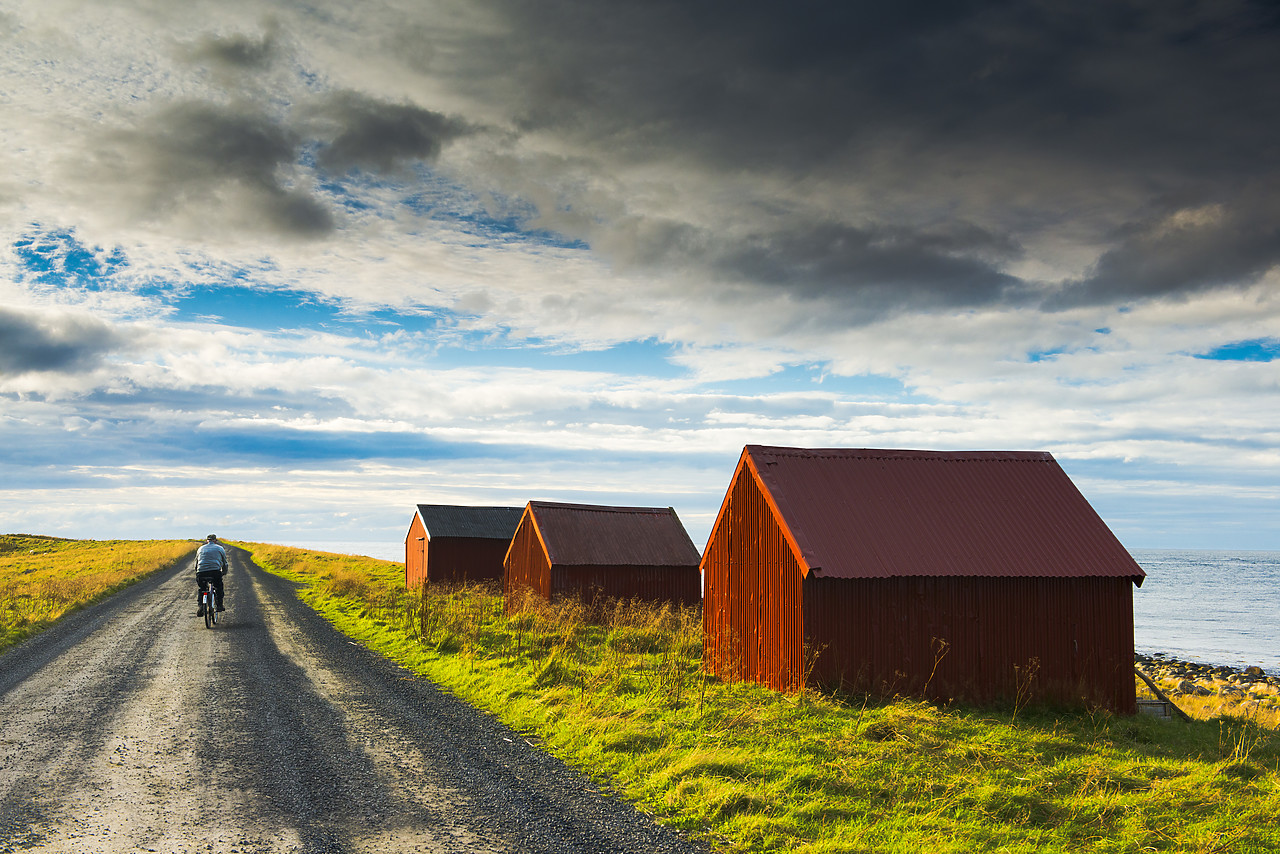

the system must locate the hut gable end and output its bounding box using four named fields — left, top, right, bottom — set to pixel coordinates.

left=702, top=454, right=805, bottom=690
